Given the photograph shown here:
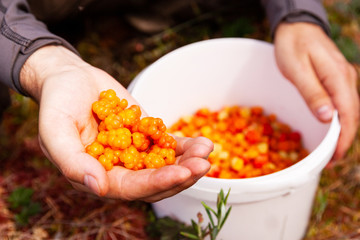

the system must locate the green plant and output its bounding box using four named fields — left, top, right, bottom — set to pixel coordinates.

left=313, top=188, right=329, bottom=223
left=221, top=18, right=255, bottom=37
left=146, top=215, right=194, bottom=240
left=180, top=188, right=232, bottom=240
left=7, top=186, right=41, bottom=226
